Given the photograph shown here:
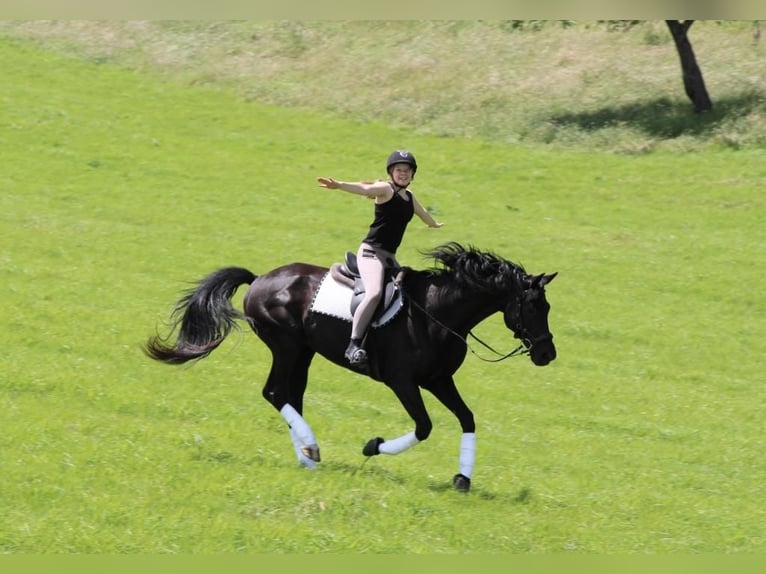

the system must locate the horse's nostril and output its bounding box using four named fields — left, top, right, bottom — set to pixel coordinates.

left=532, top=346, right=556, bottom=366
